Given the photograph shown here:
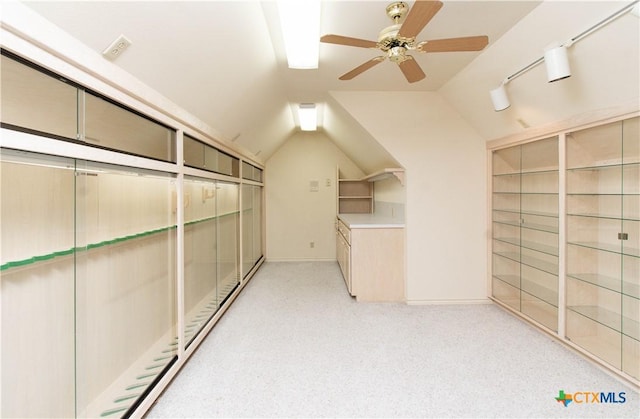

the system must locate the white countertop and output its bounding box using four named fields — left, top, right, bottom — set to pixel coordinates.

left=337, top=213, right=405, bottom=229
